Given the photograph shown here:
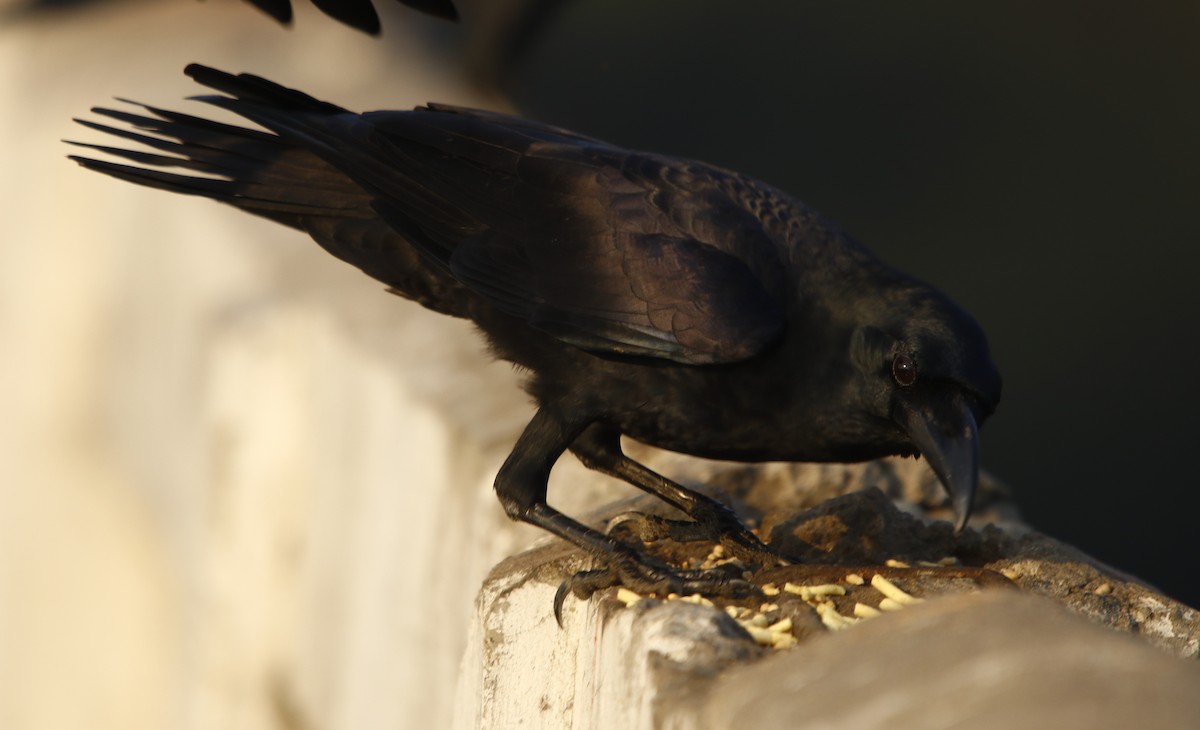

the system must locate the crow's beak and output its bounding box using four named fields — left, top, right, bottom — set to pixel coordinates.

left=899, top=394, right=980, bottom=533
